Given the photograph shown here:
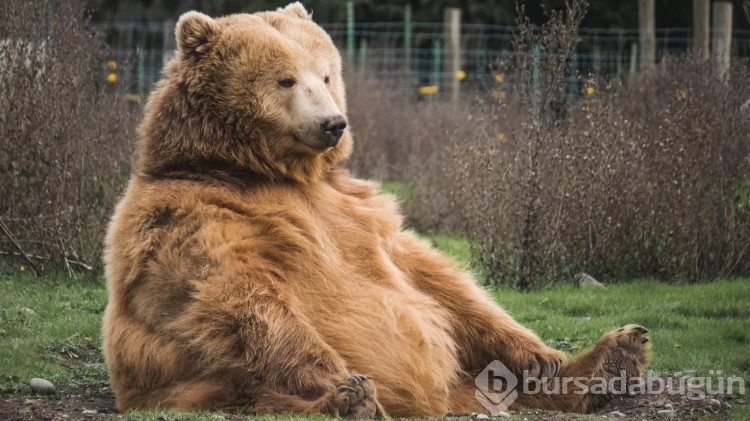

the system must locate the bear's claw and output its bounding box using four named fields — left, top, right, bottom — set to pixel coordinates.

left=331, top=373, right=384, bottom=419
left=346, top=374, right=371, bottom=383
left=617, top=324, right=648, bottom=334
left=523, top=354, right=565, bottom=382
